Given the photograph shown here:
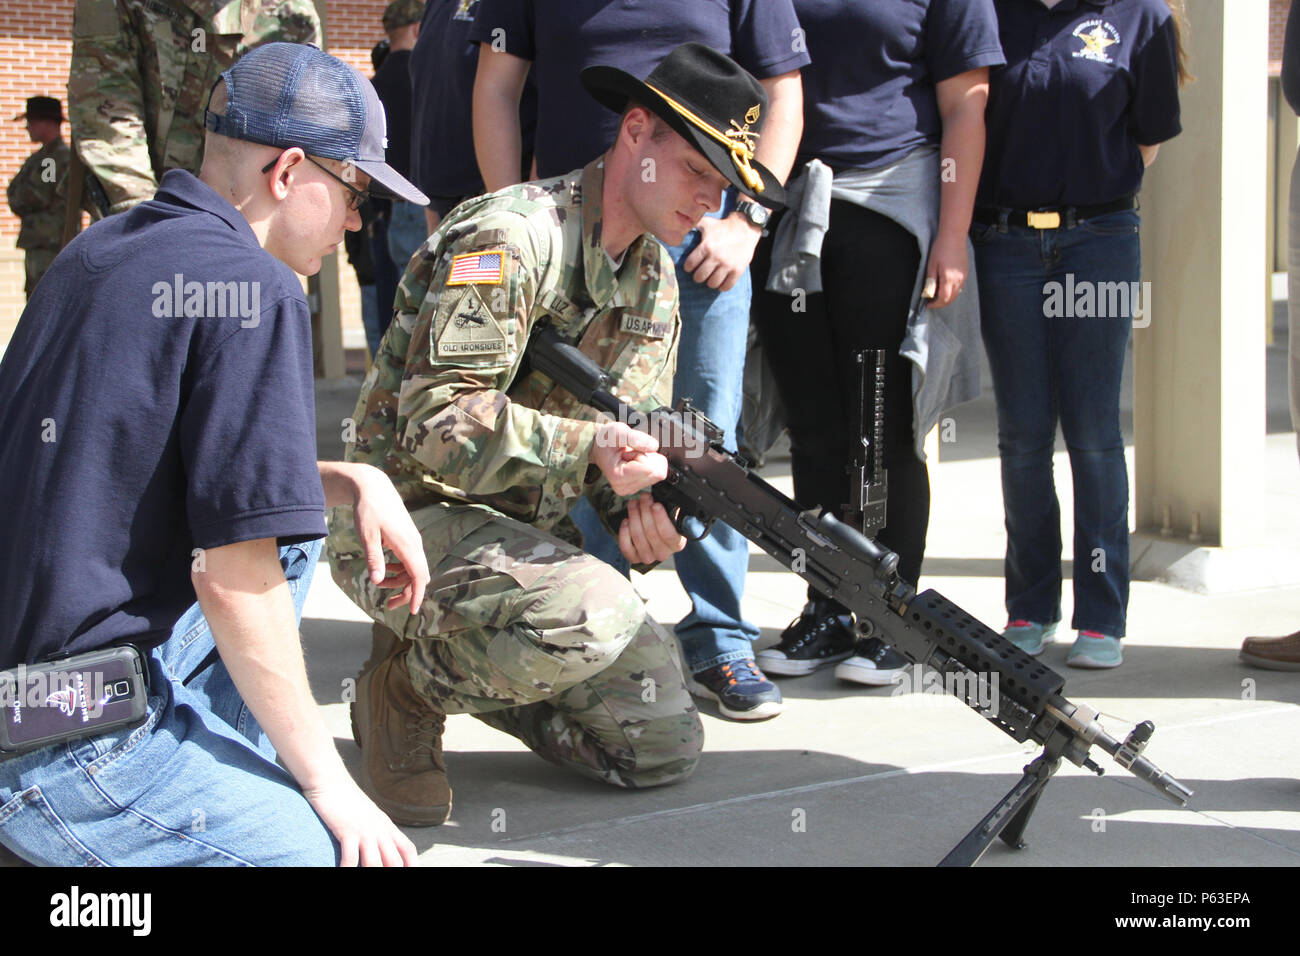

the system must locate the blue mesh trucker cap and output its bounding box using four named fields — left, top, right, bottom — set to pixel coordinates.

left=204, top=42, right=428, bottom=205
